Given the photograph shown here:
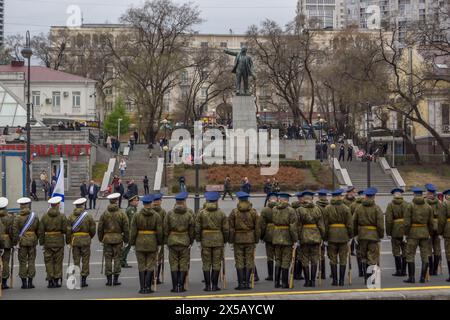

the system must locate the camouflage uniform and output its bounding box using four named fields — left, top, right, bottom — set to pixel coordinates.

left=121, top=204, right=138, bottom=267
left=12, top=207, right=39, bottom=288
left=349, top=196, right=363, bottom=275
left=66, top=208, right=96, bottom=282
left=426, top=197, right=444, bottom=275
left=290, top=200, right=303, bottom=280
left=229, top=200, right=260, bottom=290
left=297, top=202, right=325, bottom=287
left=152, top=204, right=167, bottom=283
left=0, top=208, right=14, bottom=288
left=130, top=207, right=163, bottom=293
left=98, top=203, right=129, bottom=285
left=404, top=196, right=434, bottom=283
left=260, top=201, right=277, bottom=281
left=323, top=198, right=353, bottom=286
left=353, top=198, right=384, bottom=278
left=38, top=207, right=68, bottom=287
left=385, top=196, right=409, bottom=276
left=164, top=204, right=195, bottom=292
left=438, top=199, right=450, bottom=281
left=195, top=202, right=229, bottom=291
left=315, top=198, right=329, bottom=279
